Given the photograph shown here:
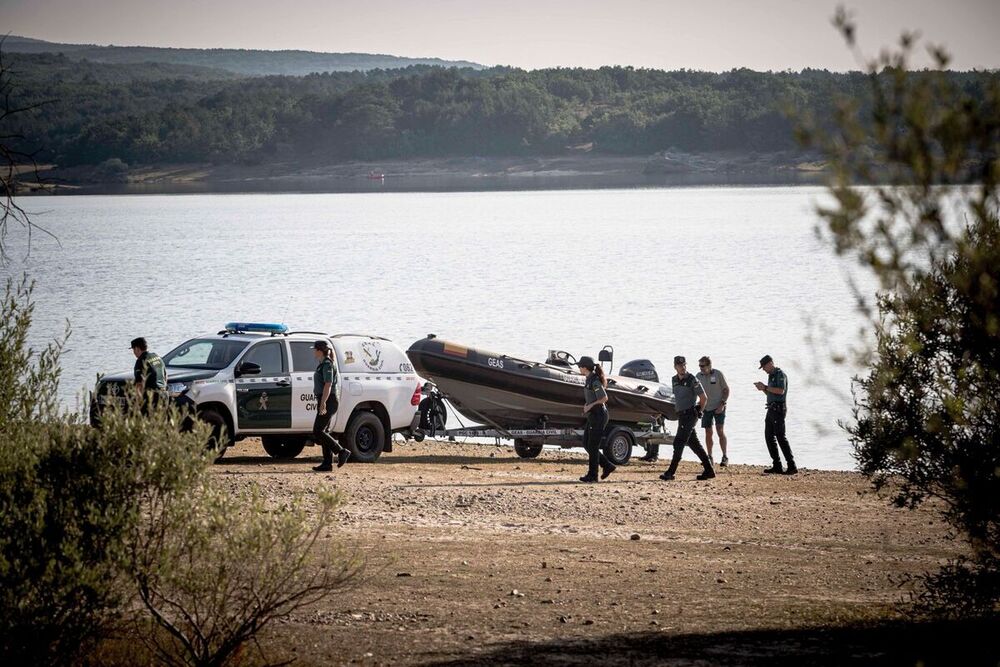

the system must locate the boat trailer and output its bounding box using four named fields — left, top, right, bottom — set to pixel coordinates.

left=408, top=389, right=674, bottom=466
